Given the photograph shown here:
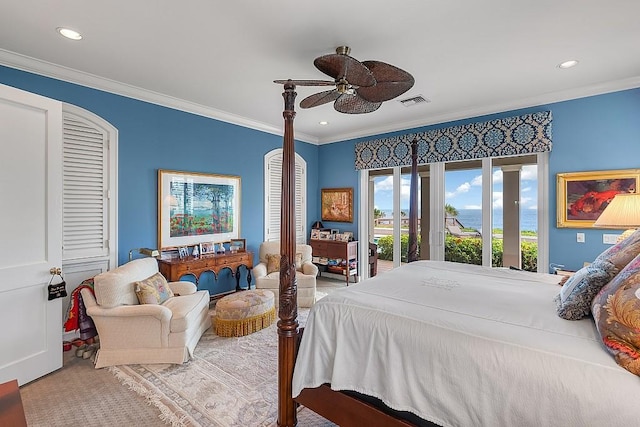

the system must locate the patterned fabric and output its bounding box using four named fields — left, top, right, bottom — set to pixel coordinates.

left=594, top=228, right=640, bottom=270
left=214, top=290, right=276, bottom=337
left=266, top=253, right=280, bottom=274
left=592, top=253, right=640, bottom=375
left=354, top=111, right=552, bottom=170
left=295, top=252, right=302, bottom=271
left=553, top=260, right=617, bottom=320
left=134, top=272, right=174, bottom=305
